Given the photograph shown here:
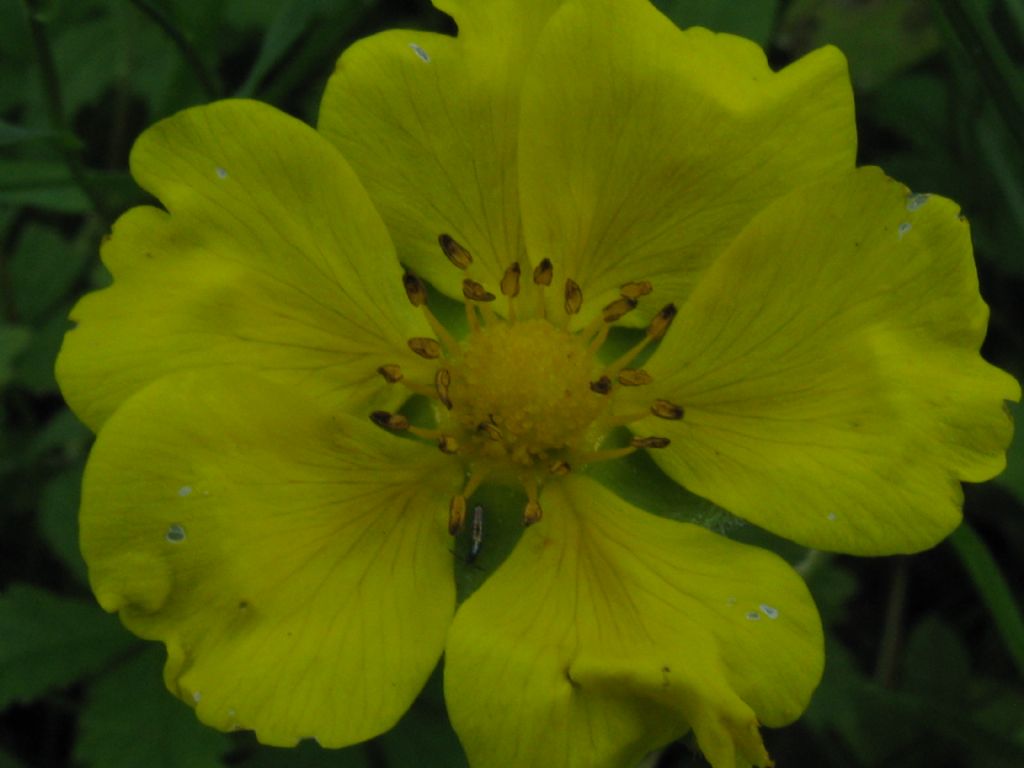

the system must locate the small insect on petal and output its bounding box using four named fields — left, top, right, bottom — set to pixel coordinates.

left=467, top=505, right=485, bottom=563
